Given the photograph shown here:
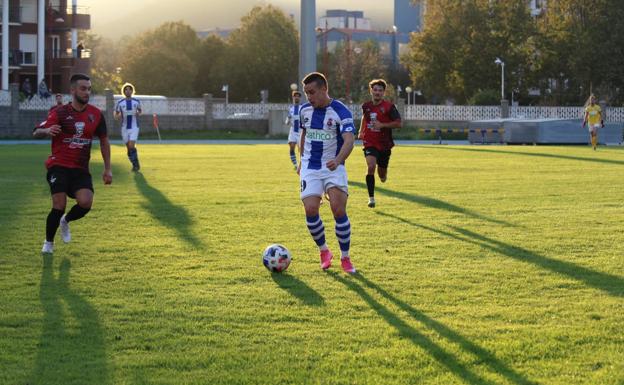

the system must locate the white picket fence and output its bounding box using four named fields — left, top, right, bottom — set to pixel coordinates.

left=404, top=104, right=624, bottom=122
left=405, top=105, right=501, bottom=121
left=510, top=106, right=584, bottom=120
left=0, top=90, right=11, bottom=106
left=9, top=94, right=624, bottom=122
left=17, top=94, right=101, bottom=110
